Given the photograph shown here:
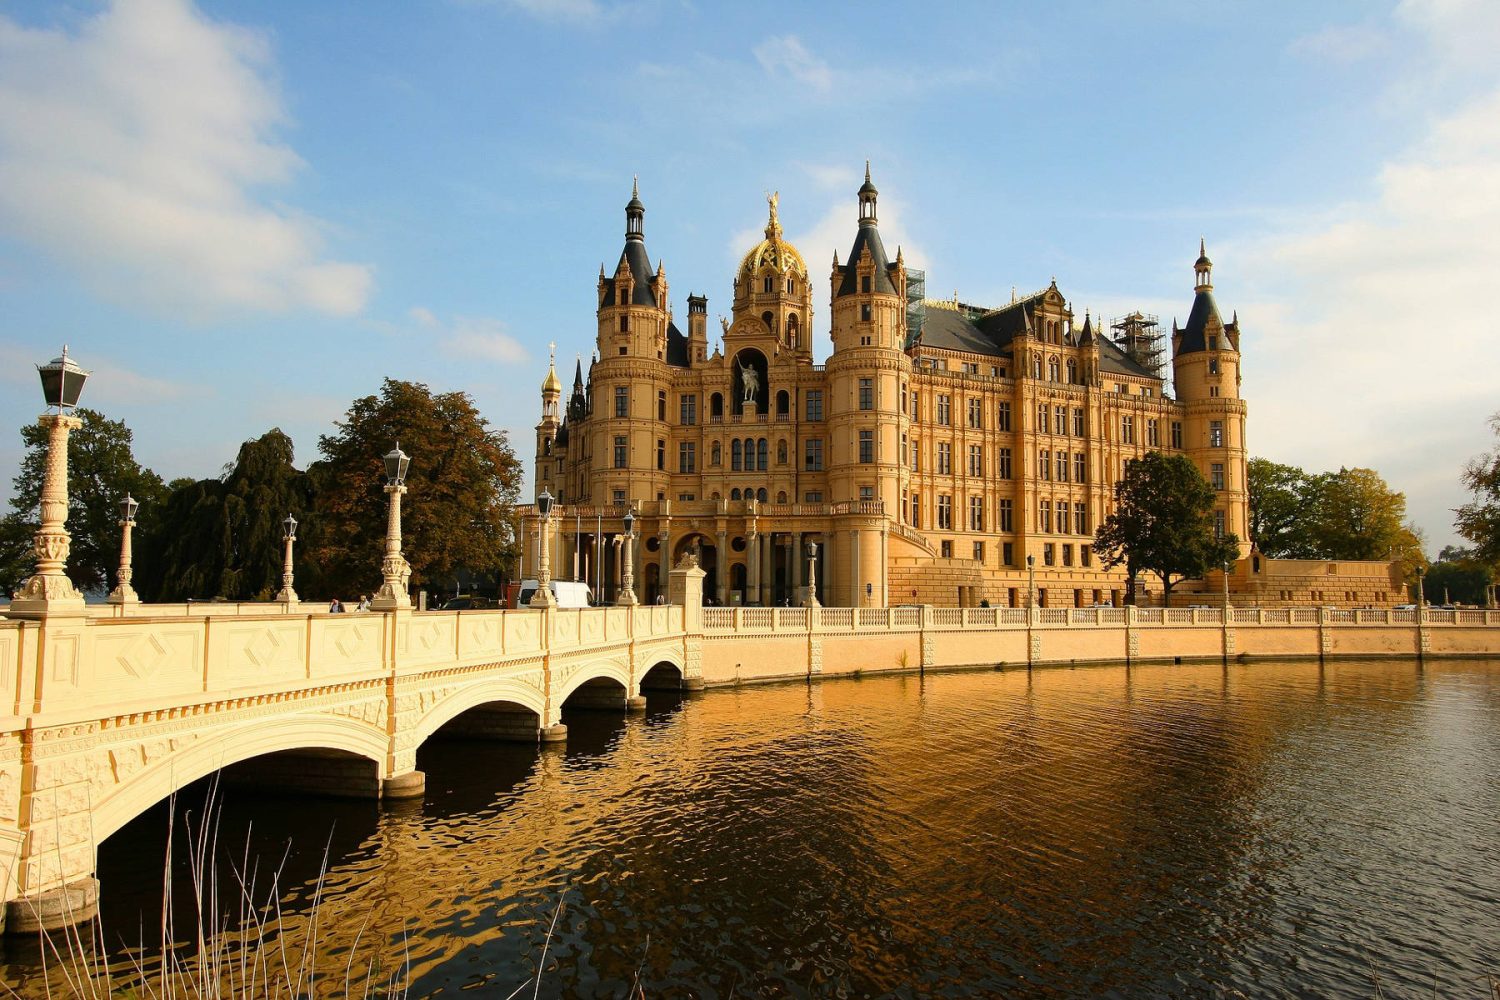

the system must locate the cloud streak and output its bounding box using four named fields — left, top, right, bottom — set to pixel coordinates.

left=0, top=0, right=373, bottom=320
